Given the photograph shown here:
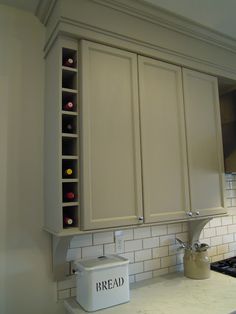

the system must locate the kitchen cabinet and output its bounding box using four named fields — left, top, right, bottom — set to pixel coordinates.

left=182, top=69, right=226, bottom=216
left=44, top=38, right=226, bottom=235
left=80, top=41, right=143, bottom=230
left=138, top=56, right=190, bottom=223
